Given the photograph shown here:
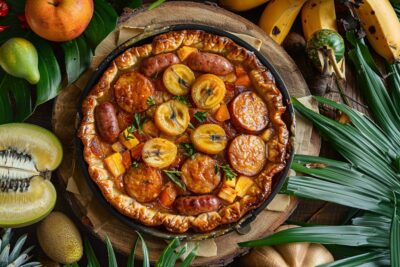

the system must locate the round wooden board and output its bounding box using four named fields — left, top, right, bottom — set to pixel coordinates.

left=52, top=2, right=310, bottom=266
